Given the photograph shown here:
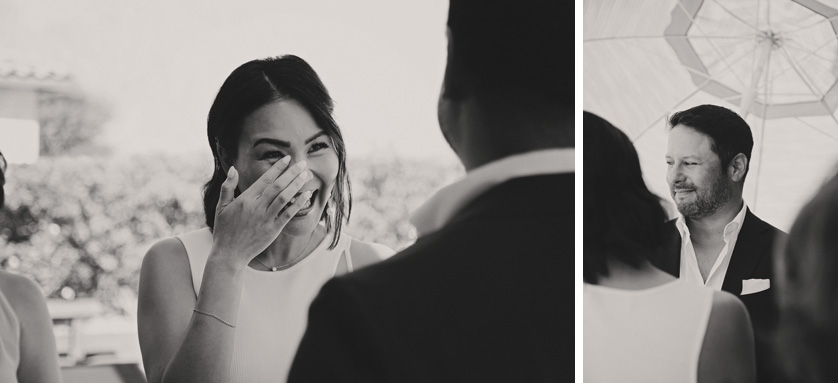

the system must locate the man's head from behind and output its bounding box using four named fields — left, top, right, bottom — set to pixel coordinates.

left=665, top=104, right=753, bottom=219
left=439, top=0, right=573, bottom=170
